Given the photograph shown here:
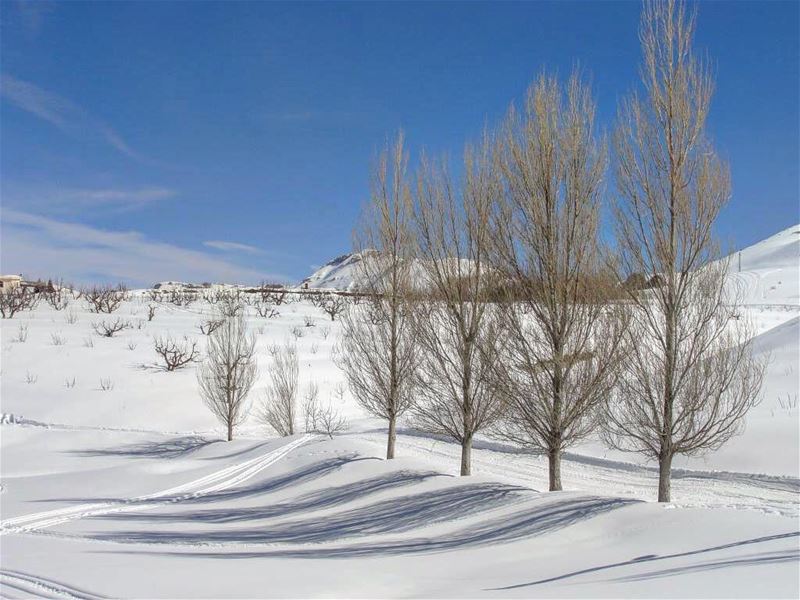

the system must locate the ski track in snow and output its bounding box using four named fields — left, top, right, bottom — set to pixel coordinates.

left=352, top=431, right=800, bottom=518
left=0, top=435, right=312, bottom=535
left=0, top=570, right=106, bottom=600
